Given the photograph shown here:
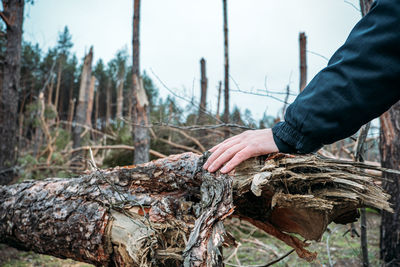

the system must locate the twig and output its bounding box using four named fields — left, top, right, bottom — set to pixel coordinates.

left=326, top=226, right=339, bottom=267
left=150, top=68, right=223, bottom=124
left=165, top=127, right=206, bottom=152
left=158, top=137, right=202, bottom=154
left=262, top=249, right=295, bottom=267
left=67, top=145, right=166, bottom=158
left=344, top=0, right=361, bottom=12
left=0, top=11, right=12, bottom=29
left=306, top=50, right=330, bottom=62
left=57, top=120, right=117, bottom=140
